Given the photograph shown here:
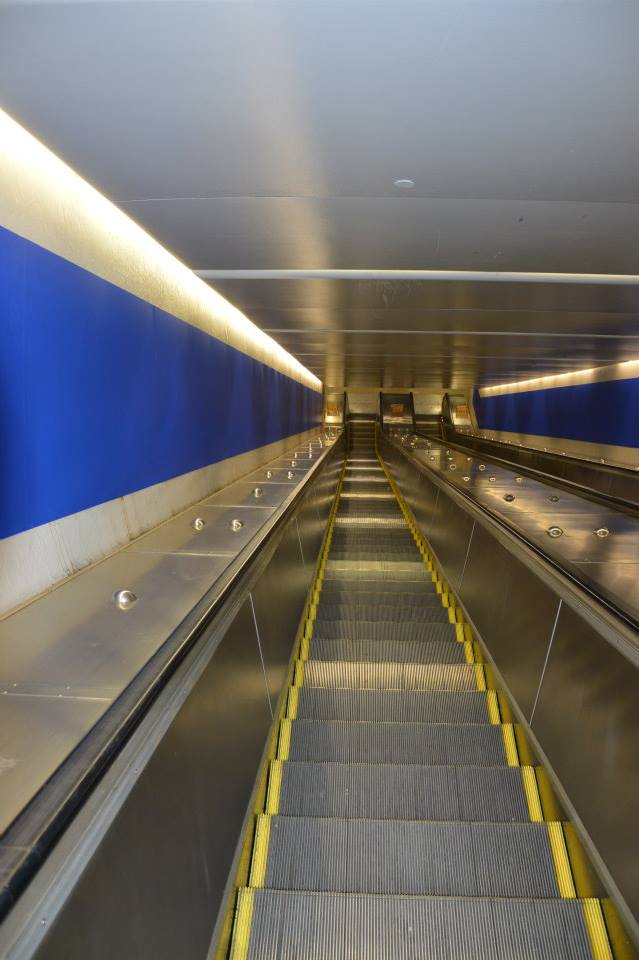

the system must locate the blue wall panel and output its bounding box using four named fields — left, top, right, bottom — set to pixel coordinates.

left=0, top=226, right=321, bottom=539
left=474, top=378, right=639, bottom=449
